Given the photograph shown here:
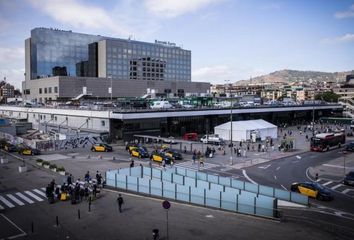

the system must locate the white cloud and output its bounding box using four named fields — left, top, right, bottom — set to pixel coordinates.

left=27, top=0, right=132, bottom=36
left=144, top=0, right=224, bottom=18
left=321, top=33, right=354, bottom=44
left=192, top=65, right=235, bottom=83
left=0, top=47, right=24, bottom=63
left=335, top=4, right=354, bottom=19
